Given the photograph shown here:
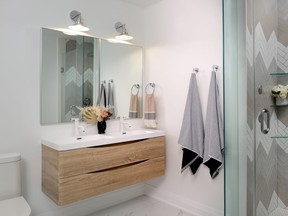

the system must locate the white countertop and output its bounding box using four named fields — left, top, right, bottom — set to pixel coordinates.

left=41, top=129, right=165, bottom=151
